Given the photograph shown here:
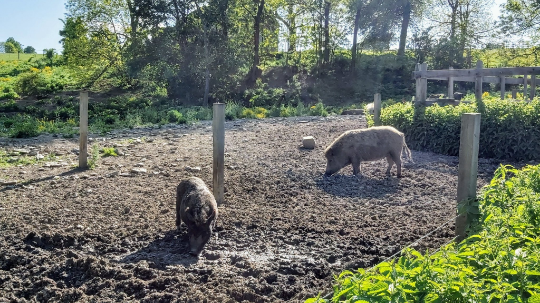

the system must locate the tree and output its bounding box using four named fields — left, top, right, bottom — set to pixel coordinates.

left=5, top=37, right=23, bottom=53
left=24, top=46, right=36, bottom=54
